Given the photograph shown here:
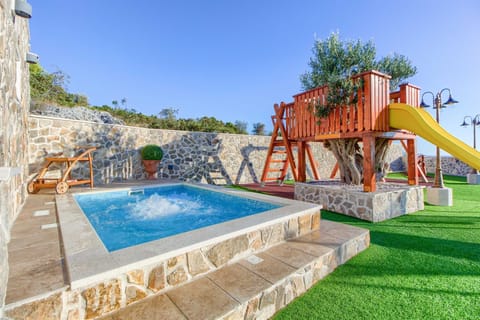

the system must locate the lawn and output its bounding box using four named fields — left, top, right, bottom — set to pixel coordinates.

left=273, top=175, right=480, bottom=320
